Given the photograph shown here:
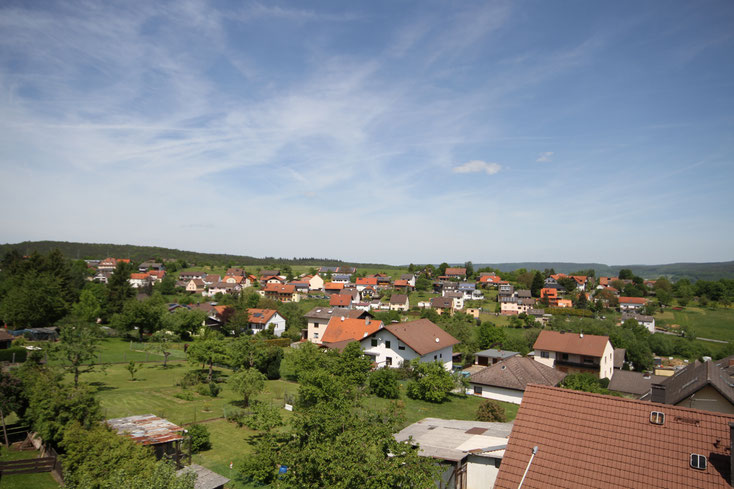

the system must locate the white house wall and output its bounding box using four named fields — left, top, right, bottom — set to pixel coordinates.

left=470, top=384, right=524, bottom=405
left=467, top=455, right=501, bottom=489
left=360, top=331, right=453, bottom=370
